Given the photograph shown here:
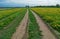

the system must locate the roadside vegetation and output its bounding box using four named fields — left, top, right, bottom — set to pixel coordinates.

left=28, top=9, right=42, bottom=39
